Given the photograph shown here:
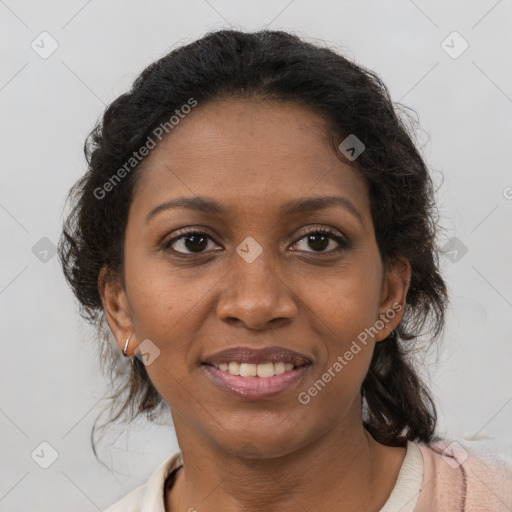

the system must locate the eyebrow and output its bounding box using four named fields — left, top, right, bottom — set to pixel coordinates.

left=145, top=195, right=363, bottom=225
